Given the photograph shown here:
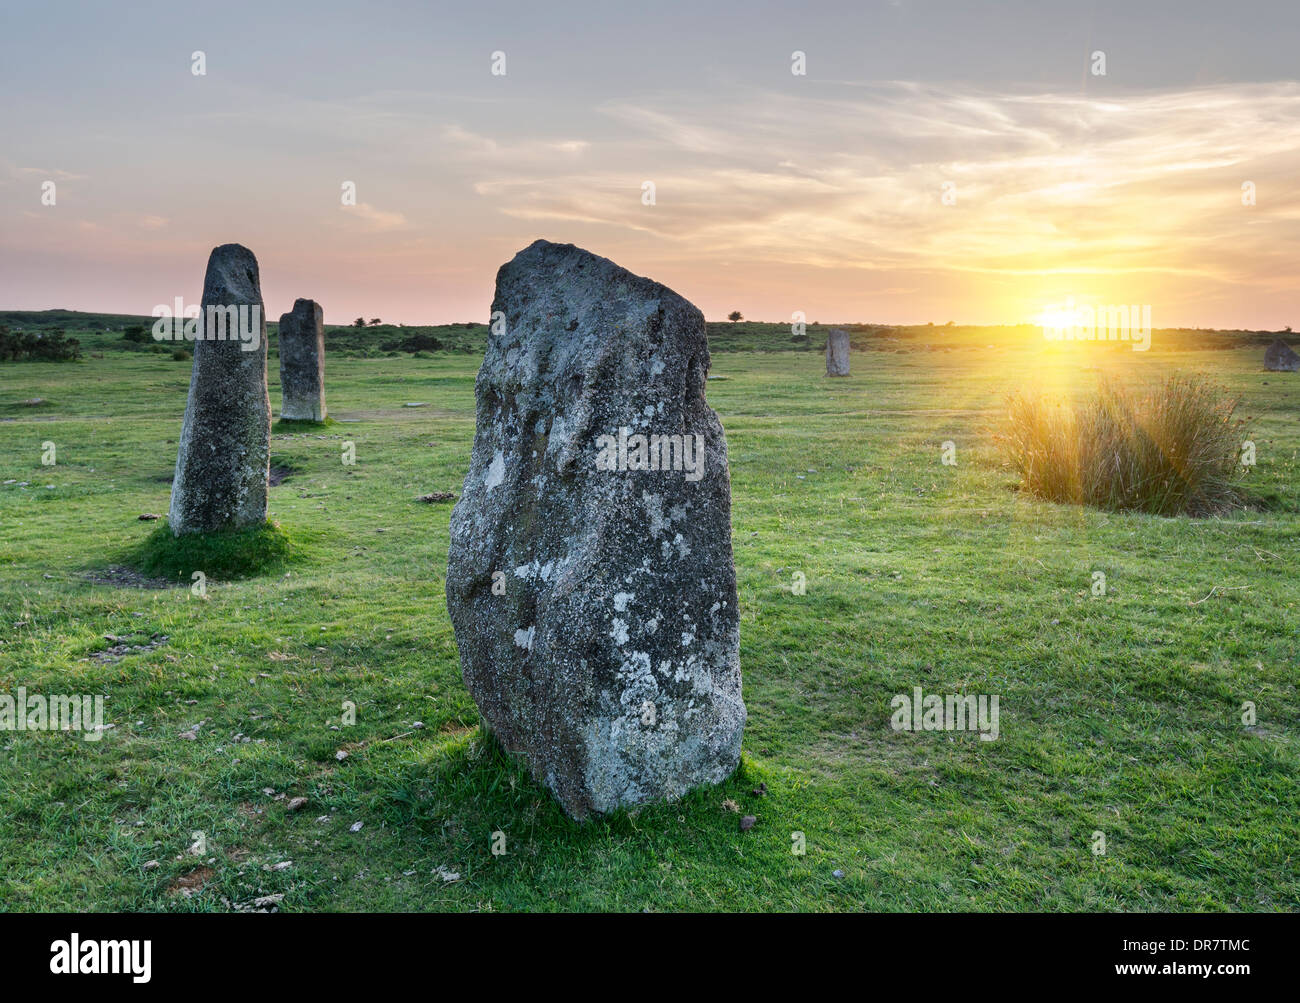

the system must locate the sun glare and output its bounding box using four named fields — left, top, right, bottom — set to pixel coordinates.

left=1030, top=305, right=1077, bottom=332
